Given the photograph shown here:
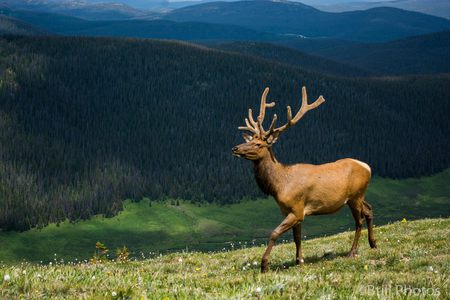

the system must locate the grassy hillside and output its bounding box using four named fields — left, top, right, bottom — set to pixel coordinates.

left=0, top=218, right=448, bottom=299
left=0, top=169, right=449, bottom=264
